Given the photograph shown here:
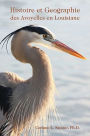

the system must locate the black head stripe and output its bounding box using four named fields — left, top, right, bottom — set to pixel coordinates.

left=23, top=25, right=52, bottom=35
left=8, top=25, right=53, bottom=35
